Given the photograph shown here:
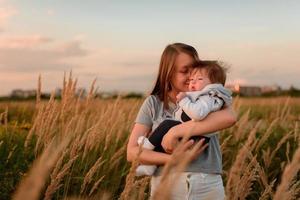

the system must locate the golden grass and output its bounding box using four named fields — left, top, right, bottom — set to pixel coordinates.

left=1, top=74, right=298, bottom=200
